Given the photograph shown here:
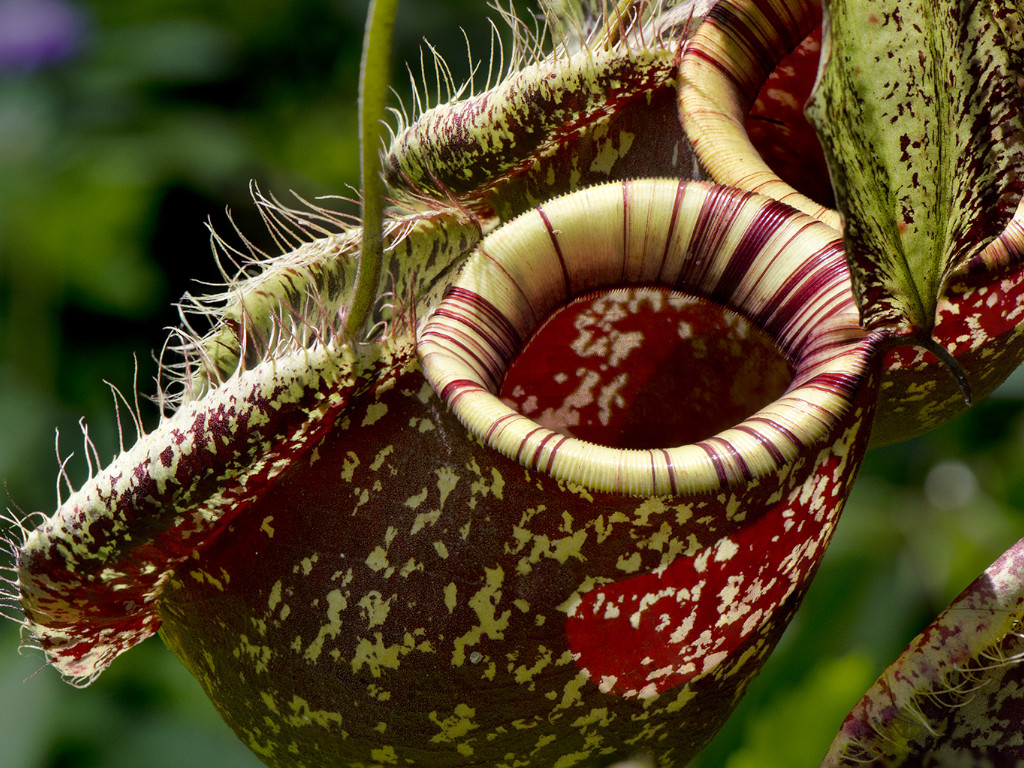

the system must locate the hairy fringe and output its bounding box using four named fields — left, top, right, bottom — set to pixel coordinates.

left=0, top=201, right=475, bottom=627
left=156, top=183, right=479, bottom=414
left=159, top=189, right=364, bottom=411
left=840, top=626, right=1024, bottom=764
left=388, top=0, right=706, bottom=139
left=1, top=466, right=65, bottom=655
